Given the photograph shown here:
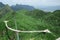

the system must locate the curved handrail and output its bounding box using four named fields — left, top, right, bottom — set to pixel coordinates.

left=4, top=21, right=51, bottom=33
